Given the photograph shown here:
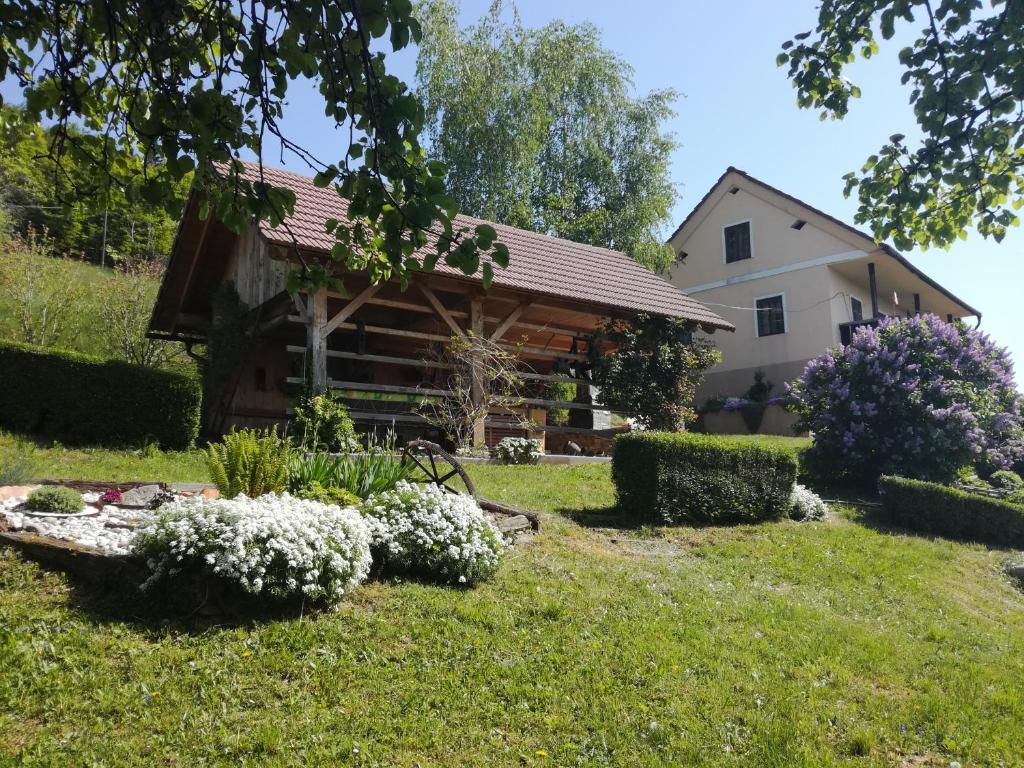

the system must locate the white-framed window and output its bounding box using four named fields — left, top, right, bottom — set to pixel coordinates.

left=850, top=296, right=864, bottom=322
left=722, top=221, right=752, bottom=263
left=755, top=294, right=786, bottom=337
